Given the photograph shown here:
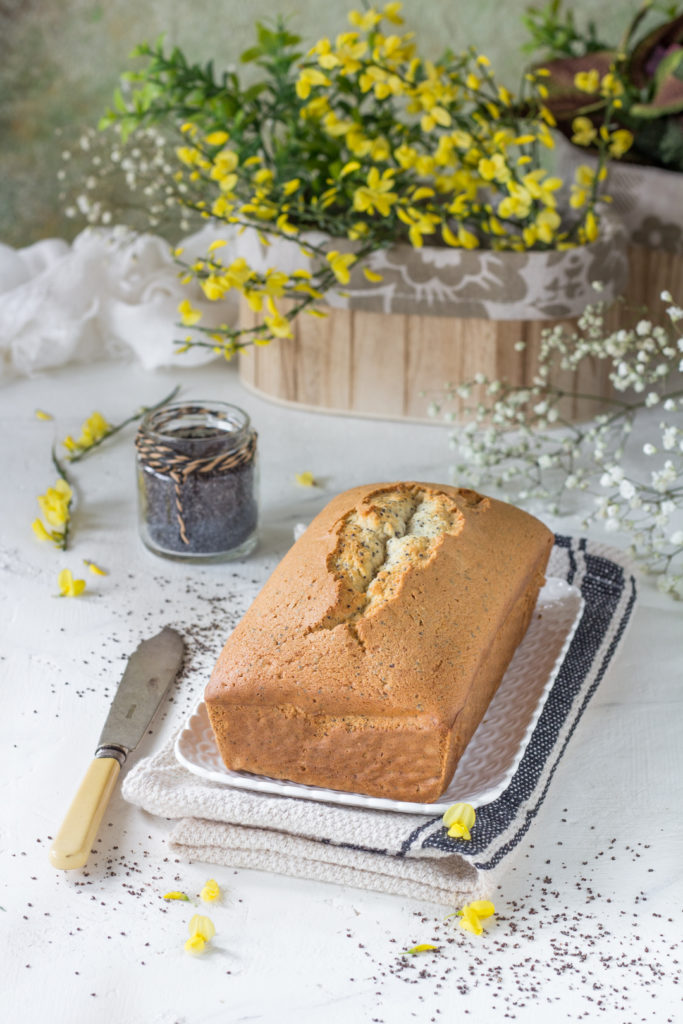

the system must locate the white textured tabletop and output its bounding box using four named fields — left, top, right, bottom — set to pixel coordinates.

left=3, top=358, right=681, bottom=1024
